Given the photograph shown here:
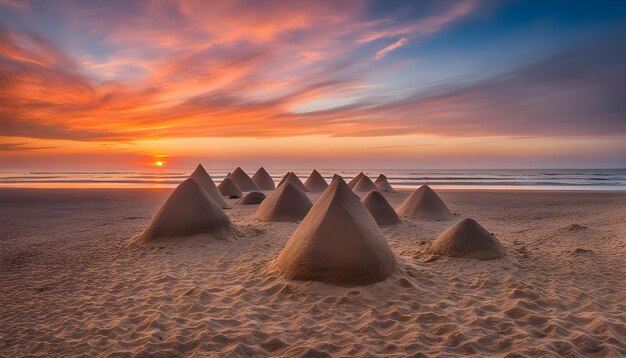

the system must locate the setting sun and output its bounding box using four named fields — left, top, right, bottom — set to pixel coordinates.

left=155, top=161, right=164, bottom=167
